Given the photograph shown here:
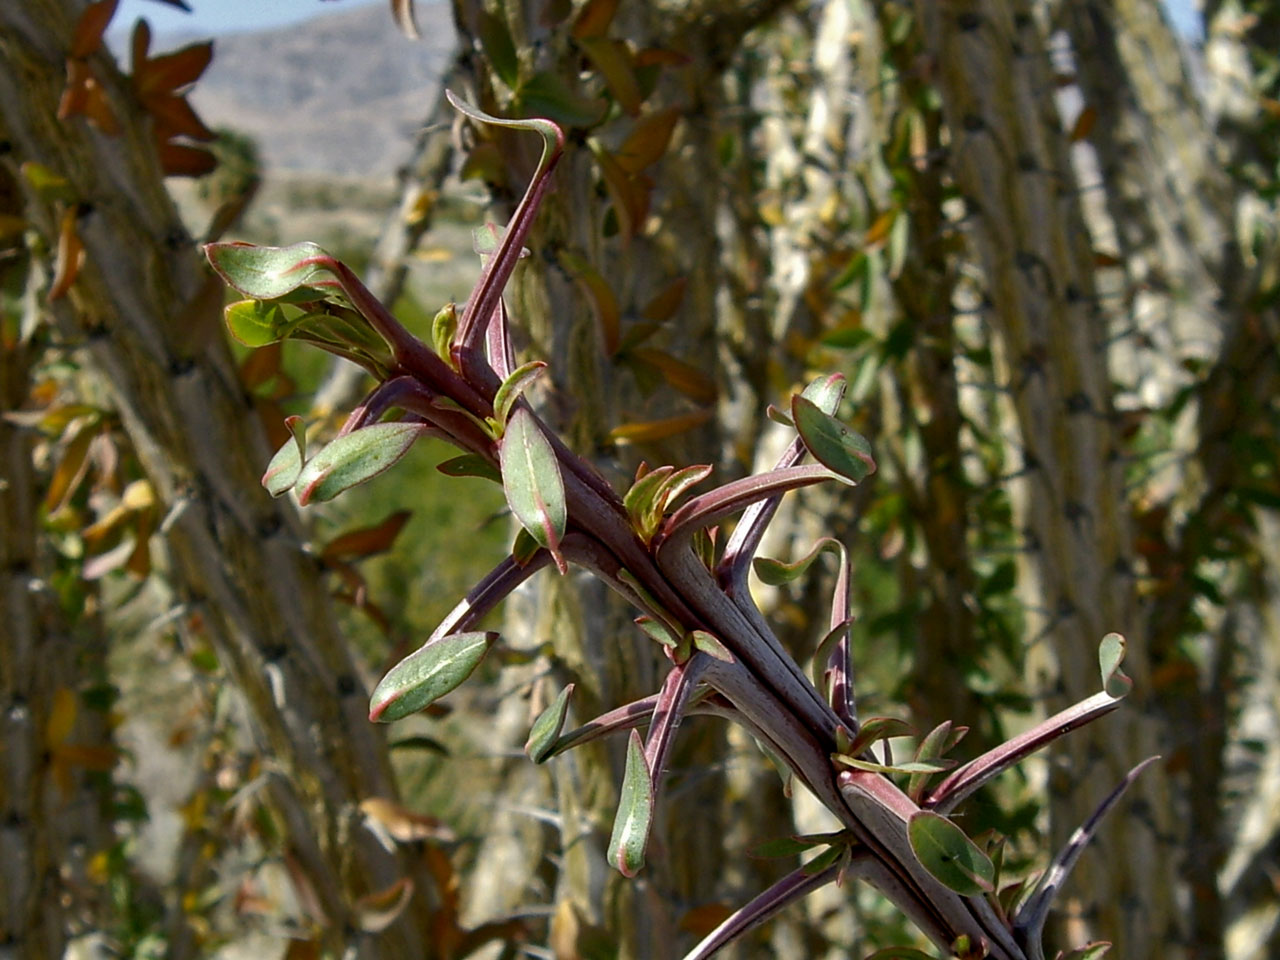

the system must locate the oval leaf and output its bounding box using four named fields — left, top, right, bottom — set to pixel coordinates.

left=526, top=683, right=575, bottom=763
left=792, top=395, right=876, bottom=484
left=499, top=407, right=567, bottom=570
left=801, top=373, right=847, bottom=415
left=1098, top=632, right=1132, bottom=698
left=493, top=360, right=548, bottom=427
left=607, top=729, right=654, bottom=877
left=262, top=416, right=307, bottom=497
left=205, top=241, right=336, bottom=300
left=437, top=453, right=502, bottom=484
left=296, top=422, right=426, bottom=505
left=369, top=631, right=497, bottom=722
left=907, top=811, right=995, bottom=897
